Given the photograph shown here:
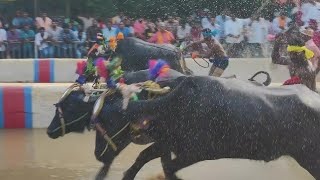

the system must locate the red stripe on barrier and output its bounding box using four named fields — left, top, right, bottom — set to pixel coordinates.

left=39, top=60, right=51, bottom=83
left=3, top=87, right=25, bottom=128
